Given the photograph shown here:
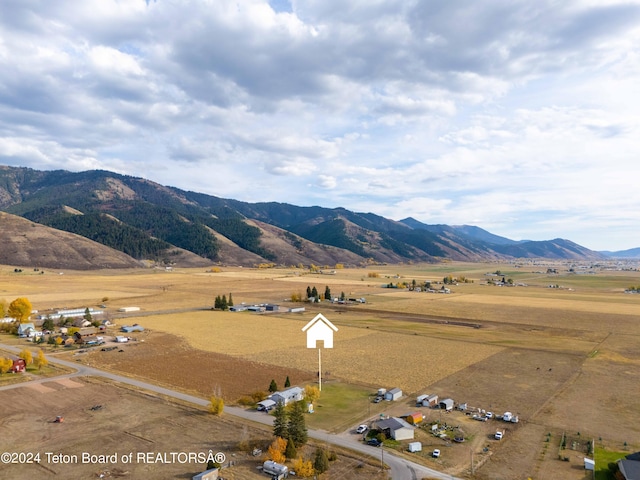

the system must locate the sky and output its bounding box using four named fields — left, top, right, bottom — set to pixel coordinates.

left=1, top=0, right=640, bottom=252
